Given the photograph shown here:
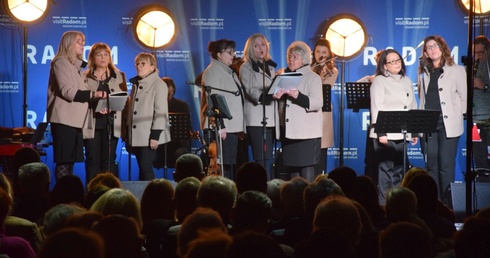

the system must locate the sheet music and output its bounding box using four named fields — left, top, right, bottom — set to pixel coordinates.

left=267, top=72, right=303, bottom=94
left=95, top=91, right=128, bottom=112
